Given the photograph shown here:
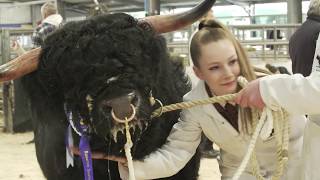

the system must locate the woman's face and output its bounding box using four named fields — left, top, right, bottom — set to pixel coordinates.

left=193, top=39, right=240, bottom=96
